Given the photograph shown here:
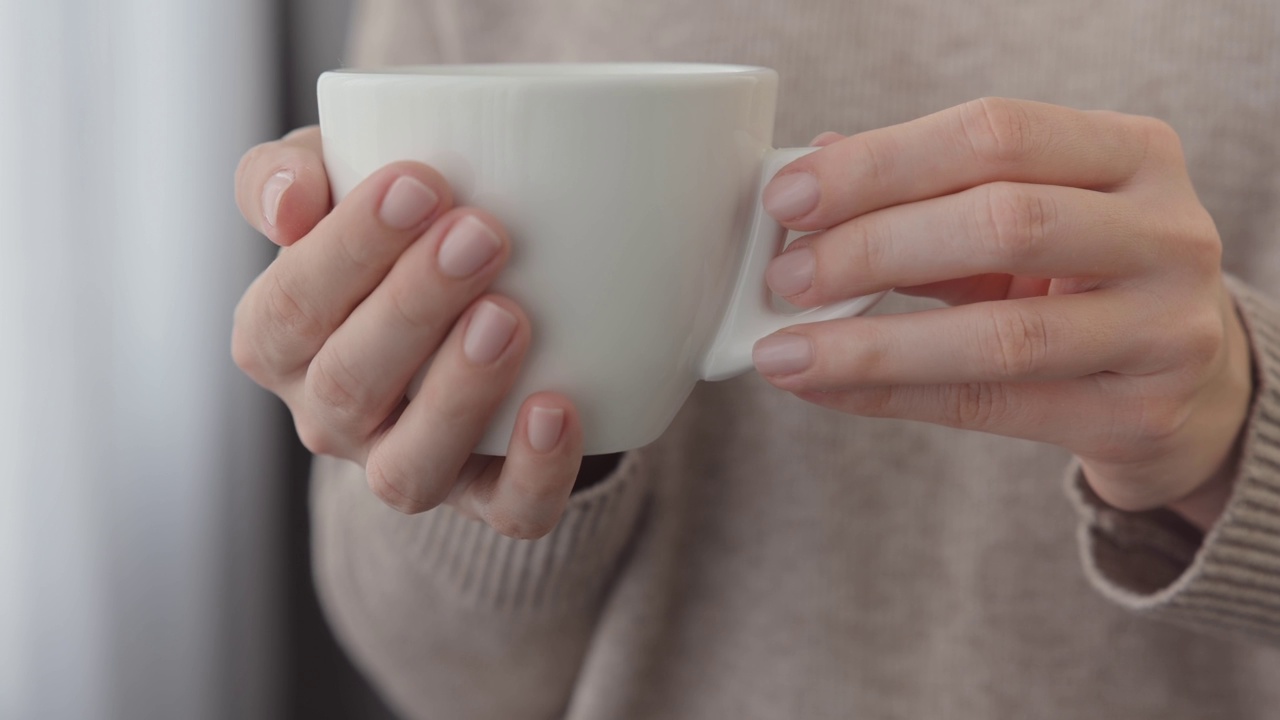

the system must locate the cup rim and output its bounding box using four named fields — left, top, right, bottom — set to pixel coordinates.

left=321, top=62, right=774, bottom=83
